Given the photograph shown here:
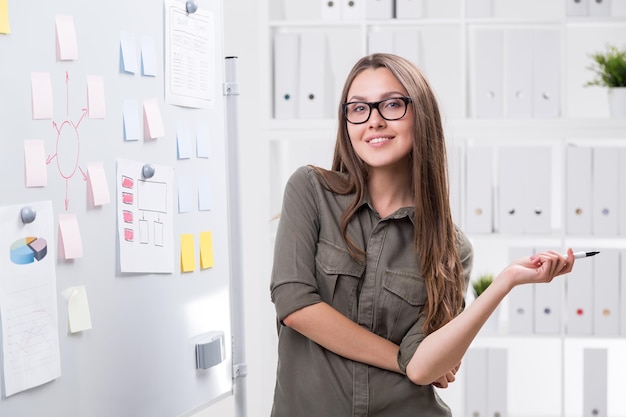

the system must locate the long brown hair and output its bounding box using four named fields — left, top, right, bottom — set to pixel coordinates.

left=314, top=53, right=465, bottom=336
